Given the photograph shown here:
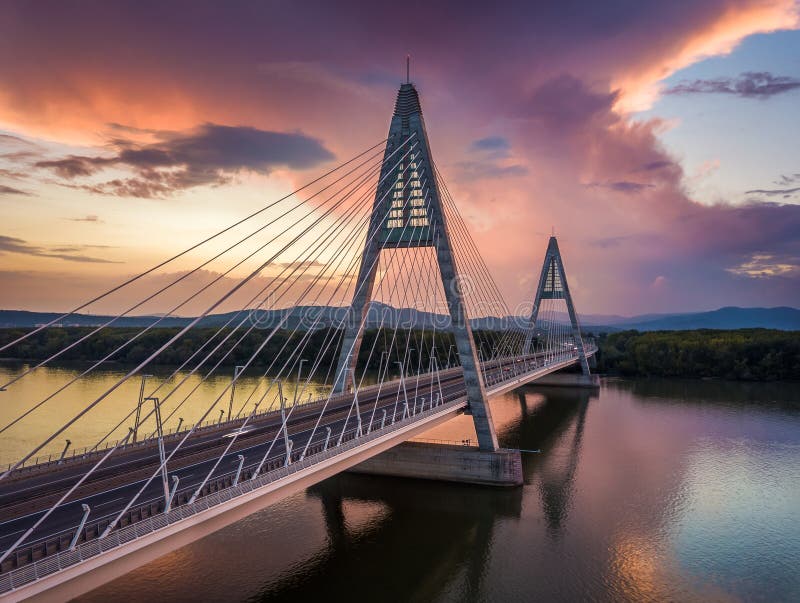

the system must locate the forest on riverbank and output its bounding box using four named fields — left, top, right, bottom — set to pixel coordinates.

left=1, top=326, right=798, bottom=381
left=0, top=326, right=465, bottom=374
left=594, top=329, right=800, bottom=381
